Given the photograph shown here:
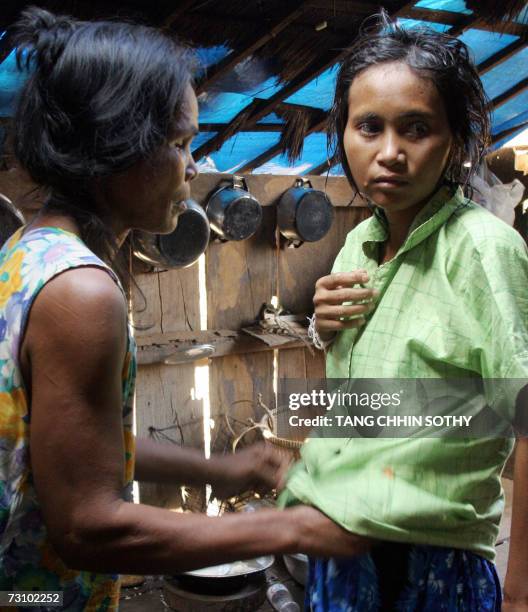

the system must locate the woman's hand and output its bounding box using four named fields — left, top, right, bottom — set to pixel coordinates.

left=209, top=443, right=291, bottom=500
left=313, top=270, right=378, bottom=340
left=291, top=505, right=373, bottom=558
